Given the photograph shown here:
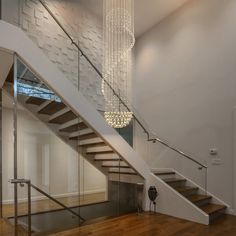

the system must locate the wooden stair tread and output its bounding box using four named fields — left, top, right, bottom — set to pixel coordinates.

left=79, top=142, right=107, bottom=148
left=69, top=128, right=95, bottom=140
left=155, top=171, right=175, bottom=176
left=74, top=133, right=98, bottom=141
left=49, top=110, right=77, bottom=124
left=109, top=171, right=137, bottom=175
left=60, top=121, right=88, bottom=132
left=38, top=101, right=66, bottom=115
left=200, top=204, right=226, bottom=215
left=102, top=165, right=130, bottom=168
left=94, top=158, right=121, bottom=162
left=187, top=194, right=212, bottom=203
left=87, top=150, right=114, bottom=155
left=174, top=186, right=198, bottom=193
left=26, top=96, right=46, bottom=105
left=164, top=178, right=186, bottom=183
